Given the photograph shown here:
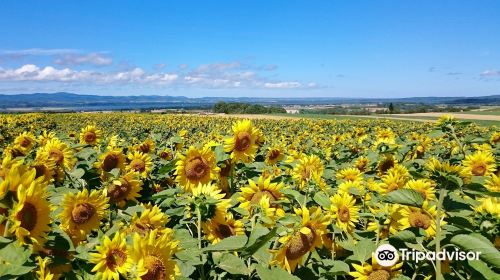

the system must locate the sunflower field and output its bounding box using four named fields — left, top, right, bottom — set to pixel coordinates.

left=0, top=113, right=499, bottom=280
